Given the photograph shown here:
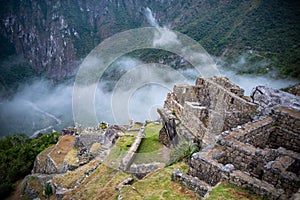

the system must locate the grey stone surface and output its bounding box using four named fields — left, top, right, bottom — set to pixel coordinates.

left=159, top=76, right=257, bottom=149
left=222, top=164, right=235, bottom=172
left=251, top=85, right=300, bottom=115
left=130, top=162, right=164, bottom=179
